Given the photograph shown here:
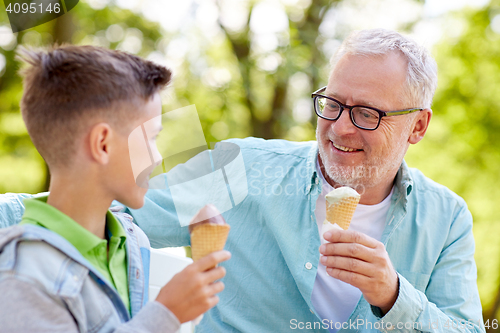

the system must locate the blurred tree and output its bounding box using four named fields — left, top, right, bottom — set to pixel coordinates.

left=0, top=1, right=164, bottom=193
left=216, top=0, right=334, bottom=139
